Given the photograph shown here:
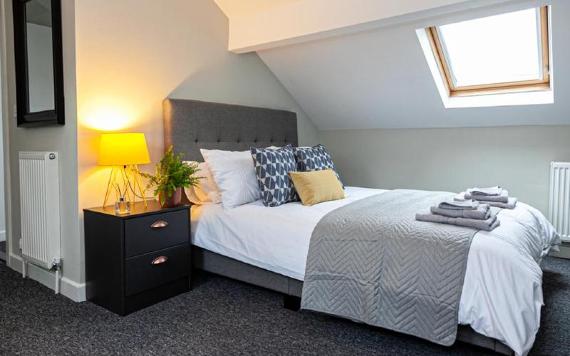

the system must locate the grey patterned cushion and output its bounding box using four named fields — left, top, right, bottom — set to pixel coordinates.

left=250, top=145, right=298, bottom=207
left=293, top=144, right=343, bottom=186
